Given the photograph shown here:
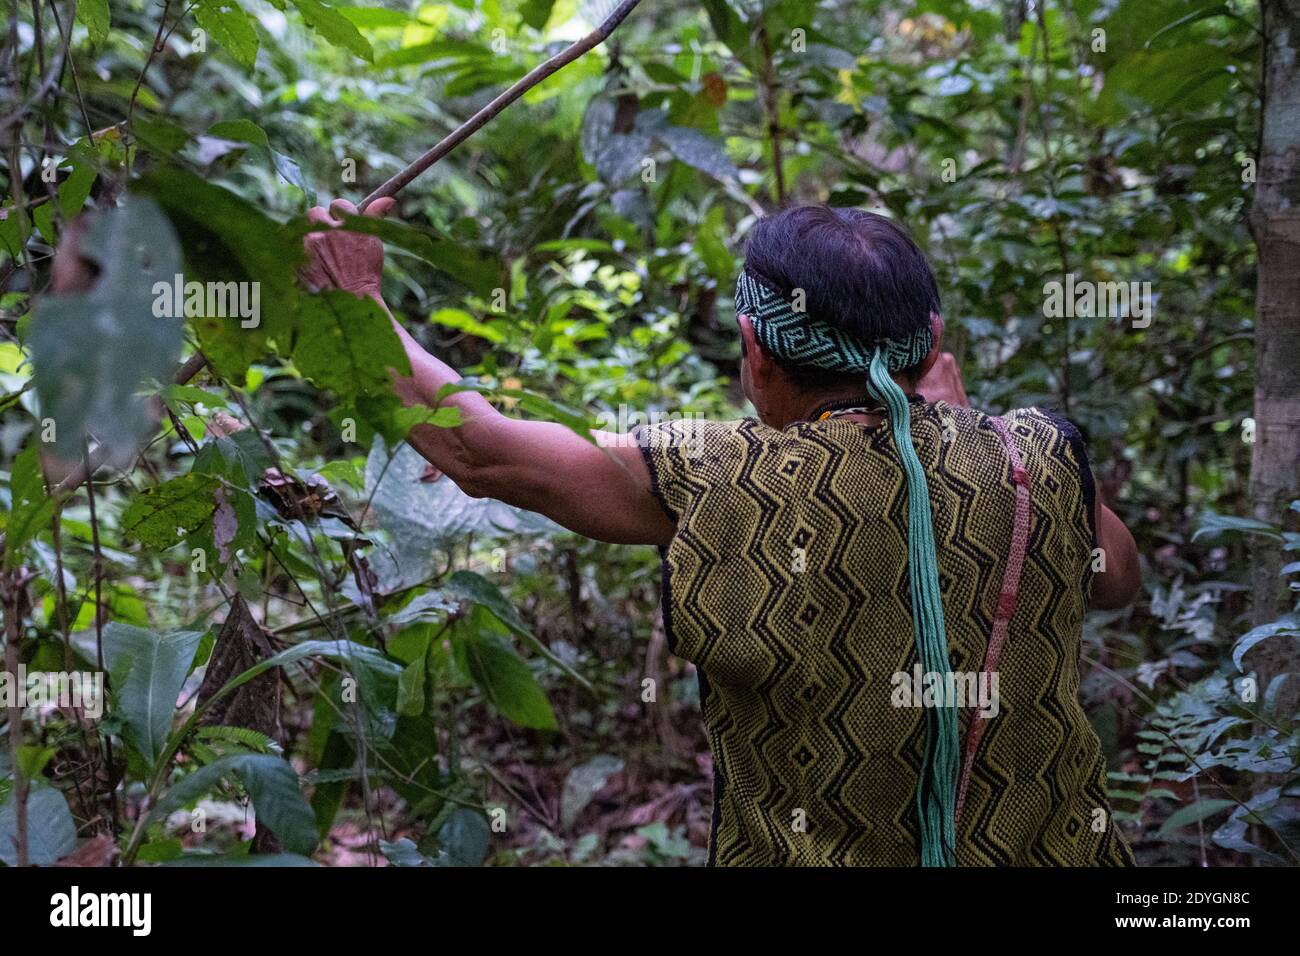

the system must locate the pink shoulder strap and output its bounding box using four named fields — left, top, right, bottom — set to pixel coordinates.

left=955, top=415, right=1032, bottom=825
